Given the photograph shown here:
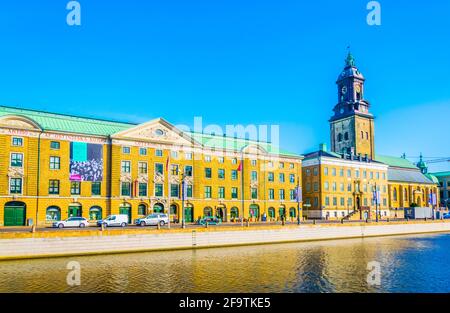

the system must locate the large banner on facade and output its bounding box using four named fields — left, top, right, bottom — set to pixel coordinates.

left=69, top=142, right=103, bottom=182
